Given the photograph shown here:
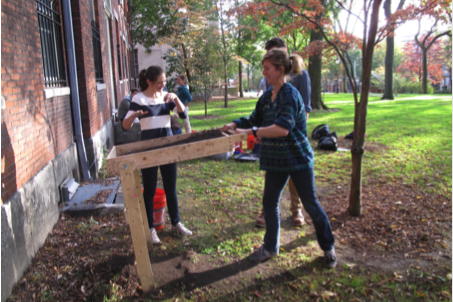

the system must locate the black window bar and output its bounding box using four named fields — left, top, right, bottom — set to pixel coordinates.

left=117, top=44, right=122, bottom=80
left=36, top=0, right=67, bottom=87
left=91, top=20, right=104, bottom=83
left=133, top=49, right=139, bottom=79
left=123, top=54, right=127, bottom=80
